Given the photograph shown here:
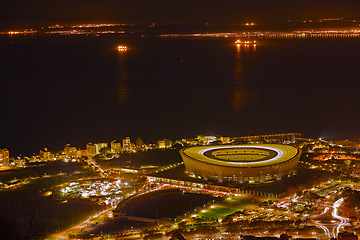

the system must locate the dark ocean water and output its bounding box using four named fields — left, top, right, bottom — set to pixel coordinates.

left=1, top=35, right=360, bottom=155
